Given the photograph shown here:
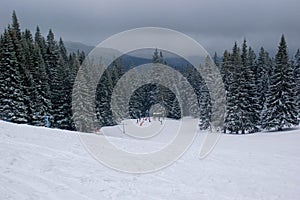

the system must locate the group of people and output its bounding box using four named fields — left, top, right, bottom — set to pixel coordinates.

left=136, top=117, right=163, bottom=125
left=135, top=110, right=163, bottom=125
